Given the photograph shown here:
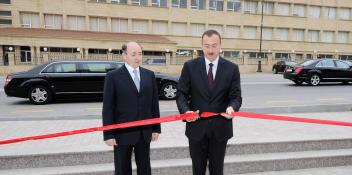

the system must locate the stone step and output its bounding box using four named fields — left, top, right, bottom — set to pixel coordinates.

left=1, top=138, right=352, bottom=170
left=1, top=148, right=352, bottom=175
